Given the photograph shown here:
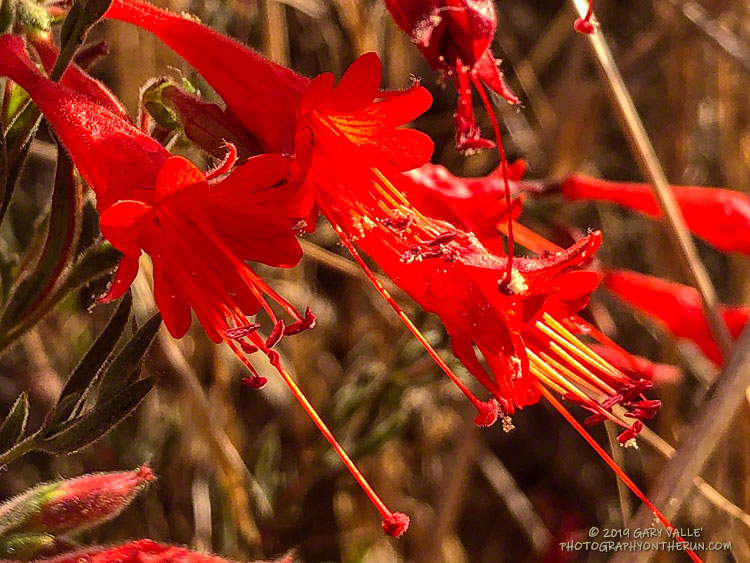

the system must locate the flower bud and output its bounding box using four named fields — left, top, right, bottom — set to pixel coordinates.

left=0, top=465, right=155, bottom=536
